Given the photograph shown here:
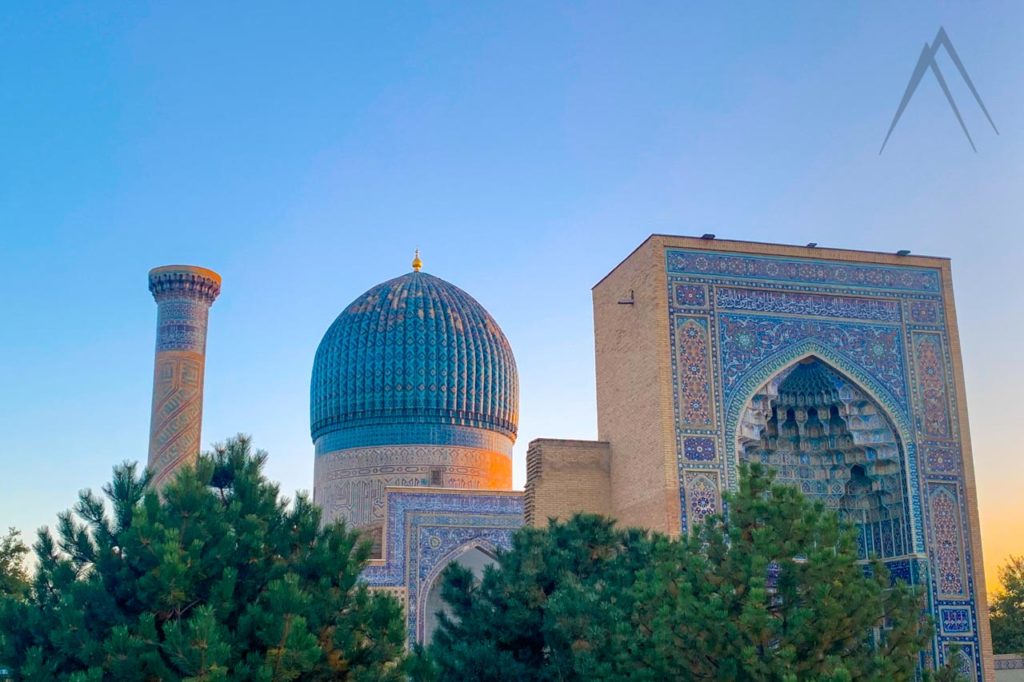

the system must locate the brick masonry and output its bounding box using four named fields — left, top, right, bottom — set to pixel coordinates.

left=524, top=438, right=611, bottom=526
